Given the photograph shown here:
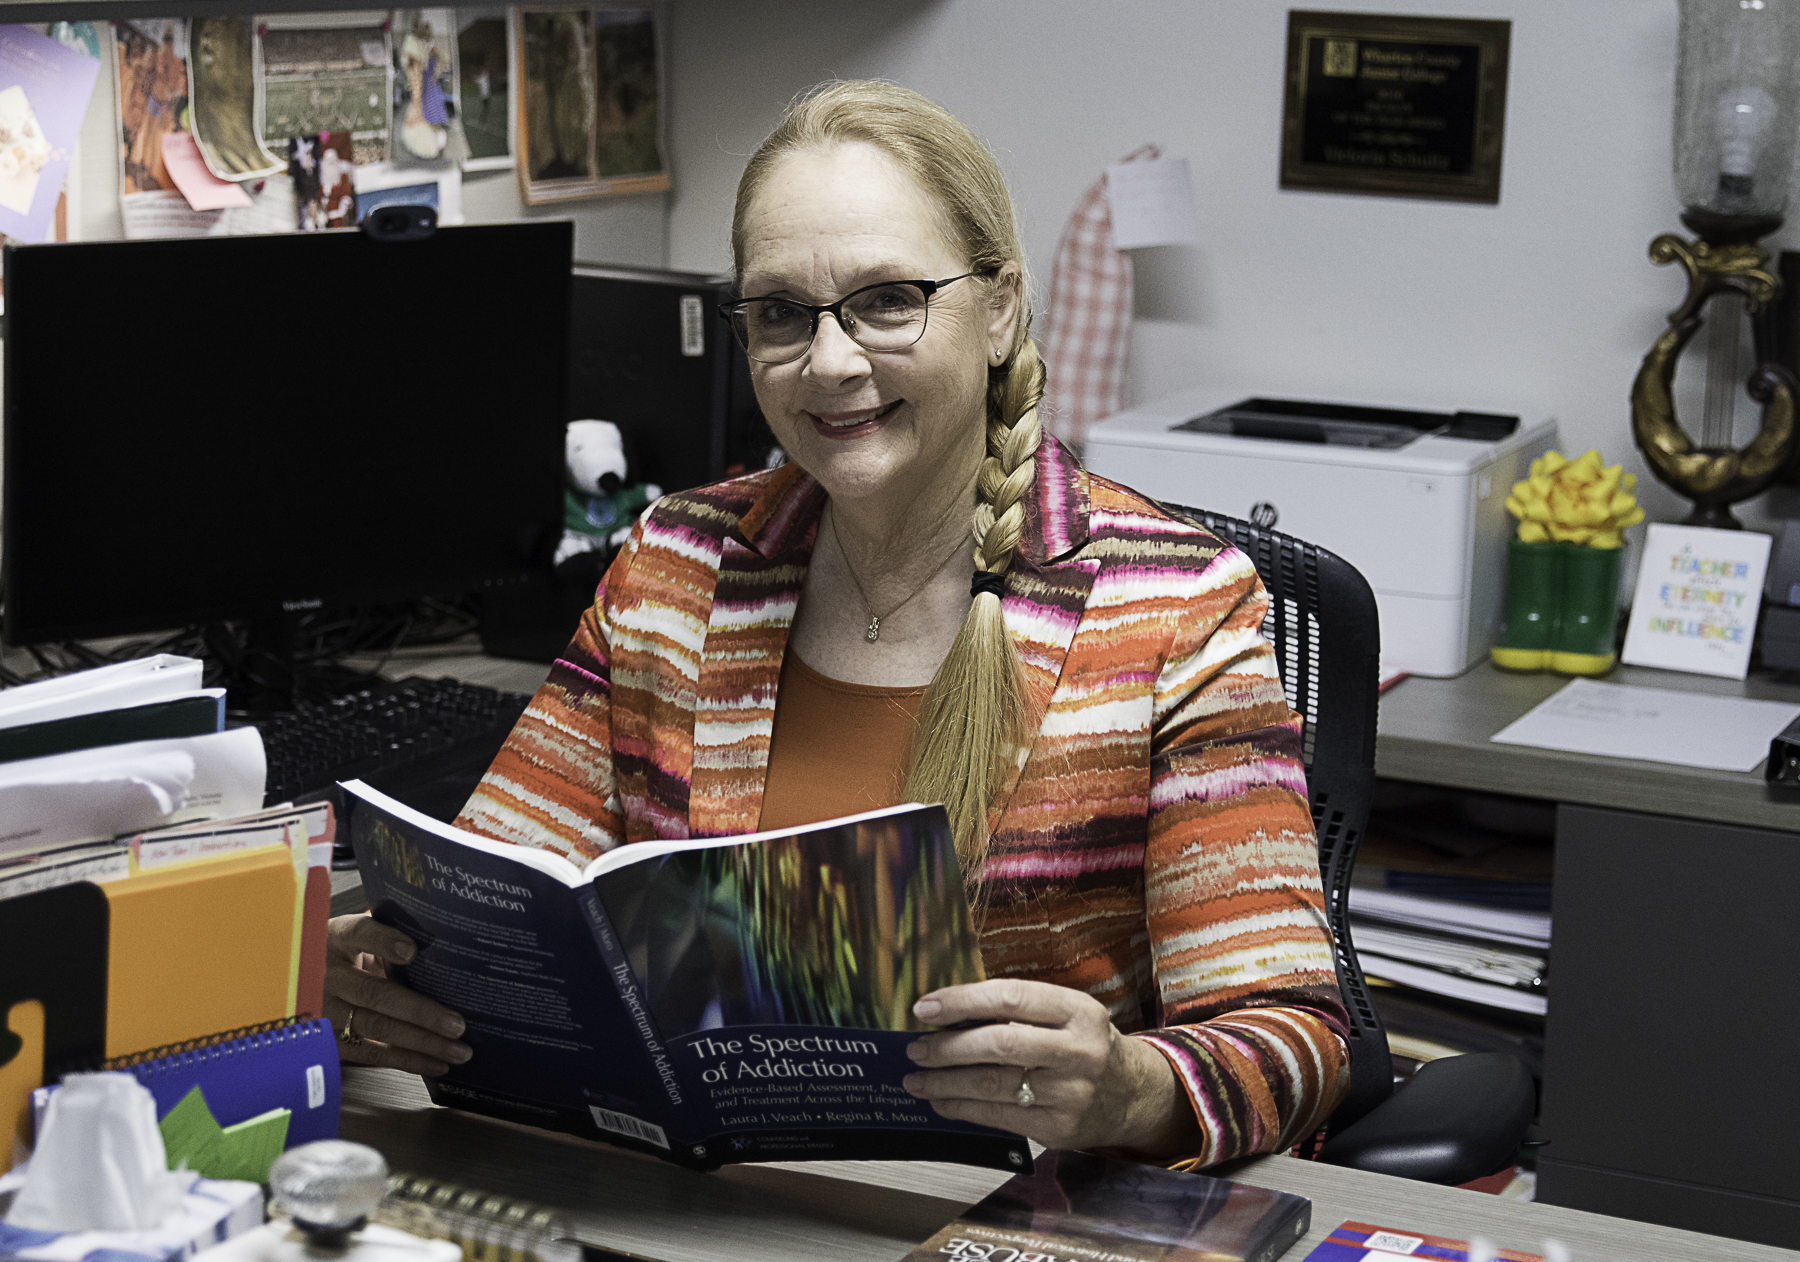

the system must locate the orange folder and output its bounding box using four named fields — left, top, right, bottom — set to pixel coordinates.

left=101, top=846, right=296, bottom=1058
